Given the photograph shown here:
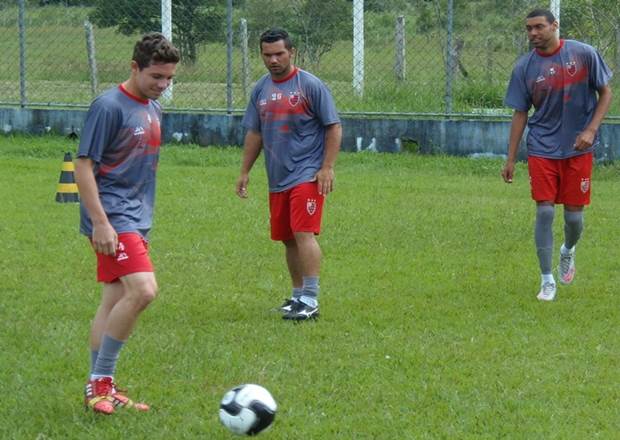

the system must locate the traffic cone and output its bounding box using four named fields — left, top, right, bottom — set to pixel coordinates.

left=56, top=152, right=79, bottom=203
